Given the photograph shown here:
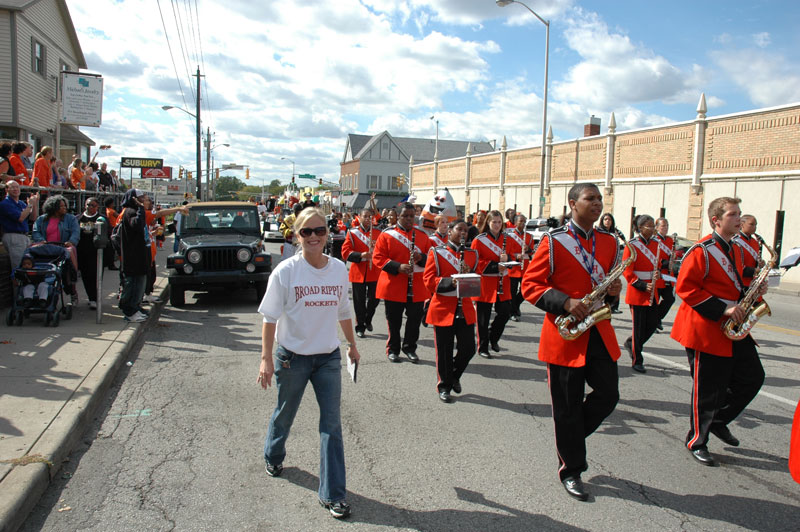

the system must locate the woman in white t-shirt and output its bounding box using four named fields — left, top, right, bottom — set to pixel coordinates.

left=257, top=207, right=360, bottom=520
